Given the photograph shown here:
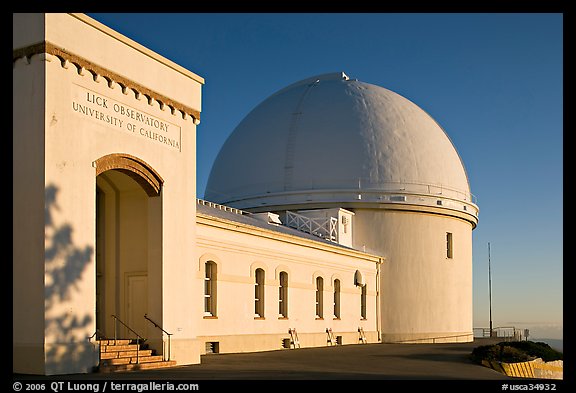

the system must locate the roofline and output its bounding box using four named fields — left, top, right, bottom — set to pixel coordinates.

left=196, top=211, right=384, bottom=263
